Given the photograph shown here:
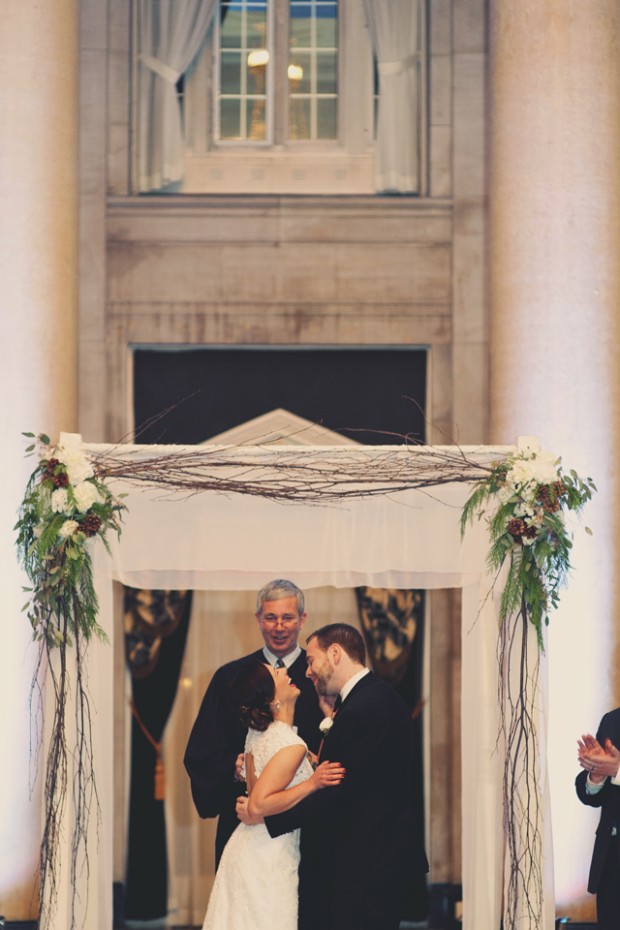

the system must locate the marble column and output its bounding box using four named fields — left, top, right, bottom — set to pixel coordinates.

left=0, top=0, right=78, bottom=920
left=489, top=1, right=620, bottom=920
